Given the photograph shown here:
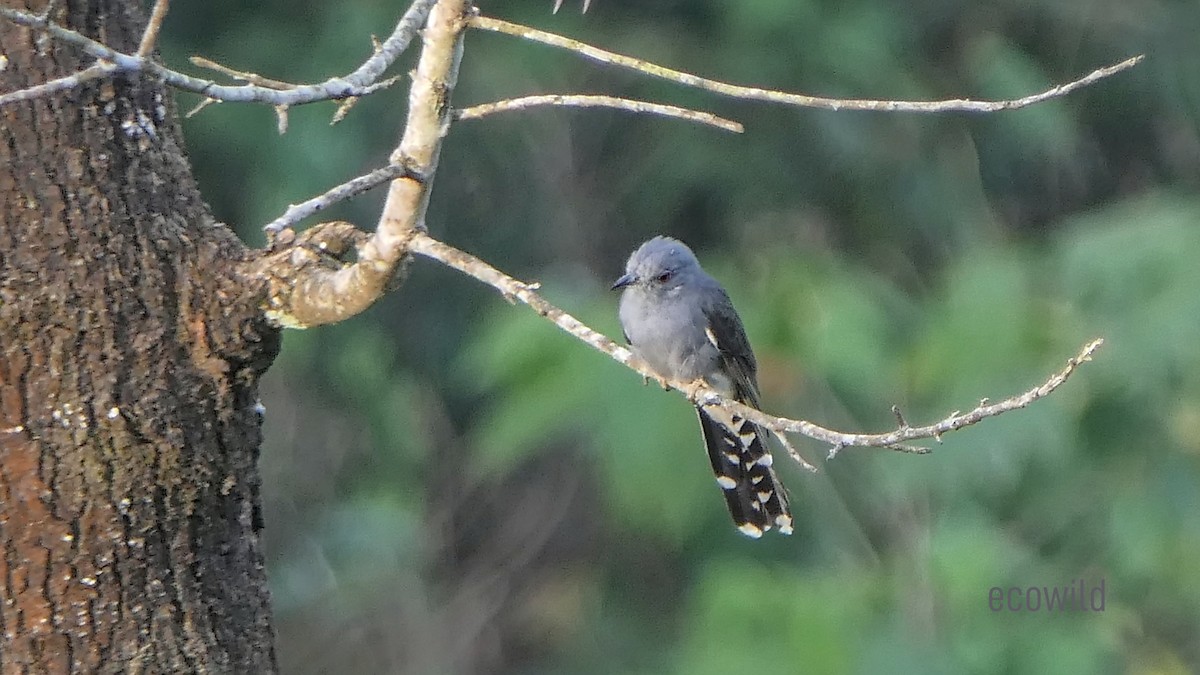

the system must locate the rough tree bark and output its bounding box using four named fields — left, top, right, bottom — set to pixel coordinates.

left=0, top=0, right=279, bottom=671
